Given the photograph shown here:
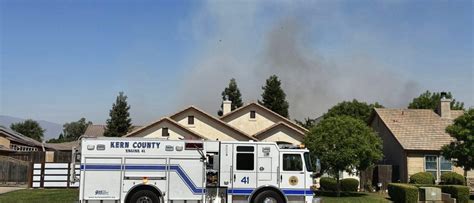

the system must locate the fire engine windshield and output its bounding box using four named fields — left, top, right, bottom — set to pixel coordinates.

left=304, top=152, right=313, bottom=172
